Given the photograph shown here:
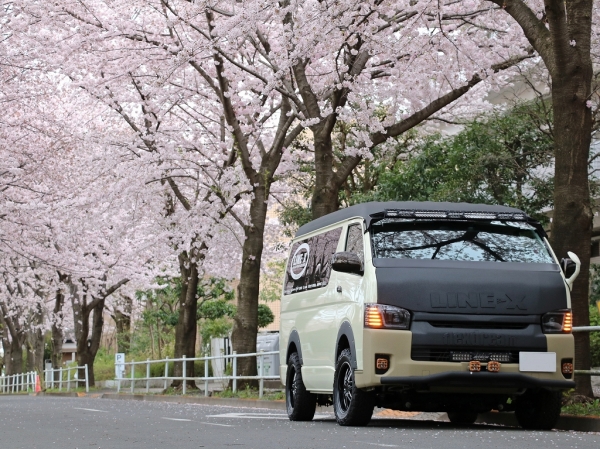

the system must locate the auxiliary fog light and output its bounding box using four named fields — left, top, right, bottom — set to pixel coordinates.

left=487, top=361, right=501, bottom=373
left=561, top=358, right=574, bottom=379
left=469, top=361, right=481, bottom=372
left=375, top=354, right=390, bottom=375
